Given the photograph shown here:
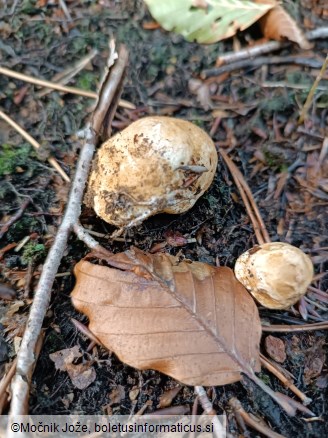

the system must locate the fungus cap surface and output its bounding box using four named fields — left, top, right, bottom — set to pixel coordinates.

left=85, top=116, right=218, bottom=227
left=234, top=242, right=314, bottom=309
